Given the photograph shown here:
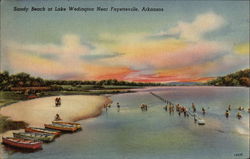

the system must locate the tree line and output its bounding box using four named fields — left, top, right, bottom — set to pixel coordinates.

left=0, top=71, right=165, bottom=91
left=207, top=69, right=250, bottom=87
